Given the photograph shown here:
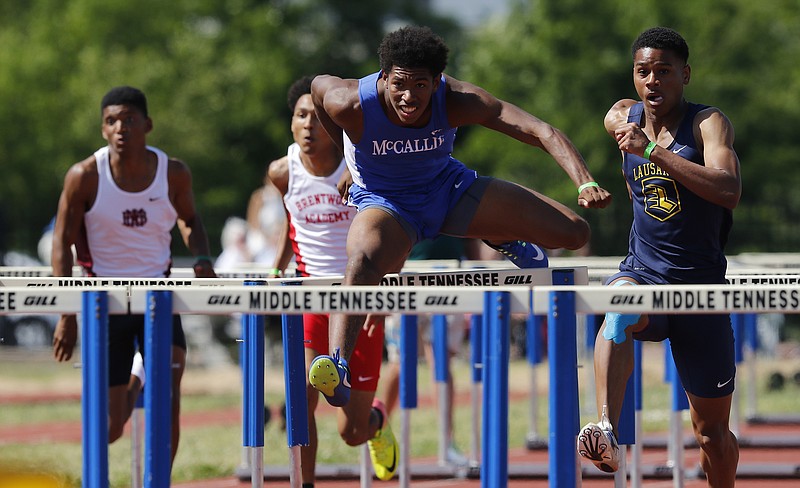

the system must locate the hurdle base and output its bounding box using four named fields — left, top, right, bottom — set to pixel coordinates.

left=746, top=414, right=800, bottom=426
left=524, top=432, right=548, bottom=450
left=236, top=461, right=800, bottom=481
left=235, top=463, right=461, bottom=481
left=641, top=433, right=800, bottom=449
